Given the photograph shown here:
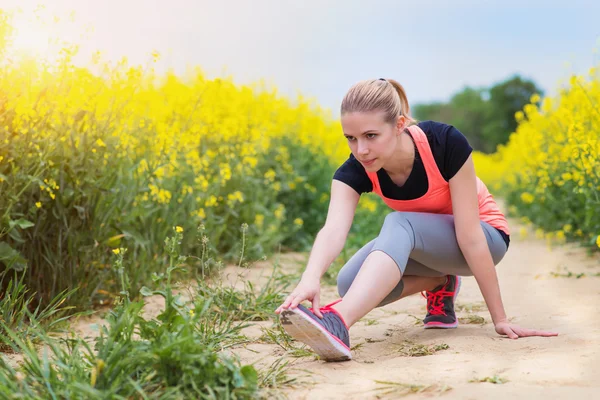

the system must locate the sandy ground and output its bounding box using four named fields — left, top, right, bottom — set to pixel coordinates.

left=227, top=222, right=600, bottom=399
left=14, top=216, right=599, bottom=399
